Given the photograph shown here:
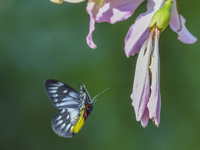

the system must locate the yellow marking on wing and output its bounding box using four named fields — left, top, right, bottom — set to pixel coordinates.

left=71, top=106, right=85, bottom=134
